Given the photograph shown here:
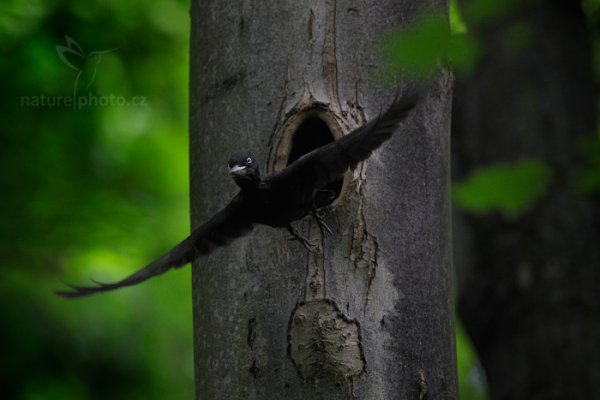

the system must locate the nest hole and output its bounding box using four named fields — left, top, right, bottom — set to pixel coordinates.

left=287, top=117, right=343, bottom=207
